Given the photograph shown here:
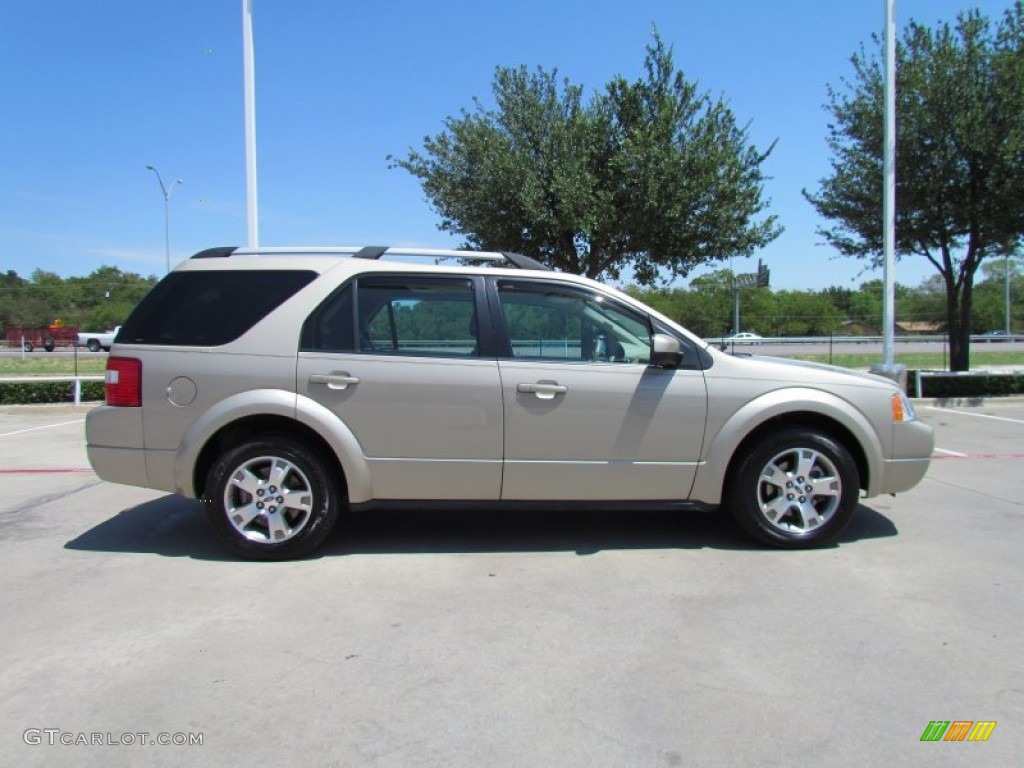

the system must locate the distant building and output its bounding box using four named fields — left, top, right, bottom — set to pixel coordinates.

left=895, top=321, right=944, bottom=335
left=836, top=320, right=944, bottom=336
